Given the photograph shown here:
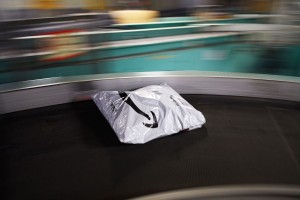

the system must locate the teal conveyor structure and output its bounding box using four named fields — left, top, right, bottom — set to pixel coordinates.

left=0, top=14, right=299, bottom=85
